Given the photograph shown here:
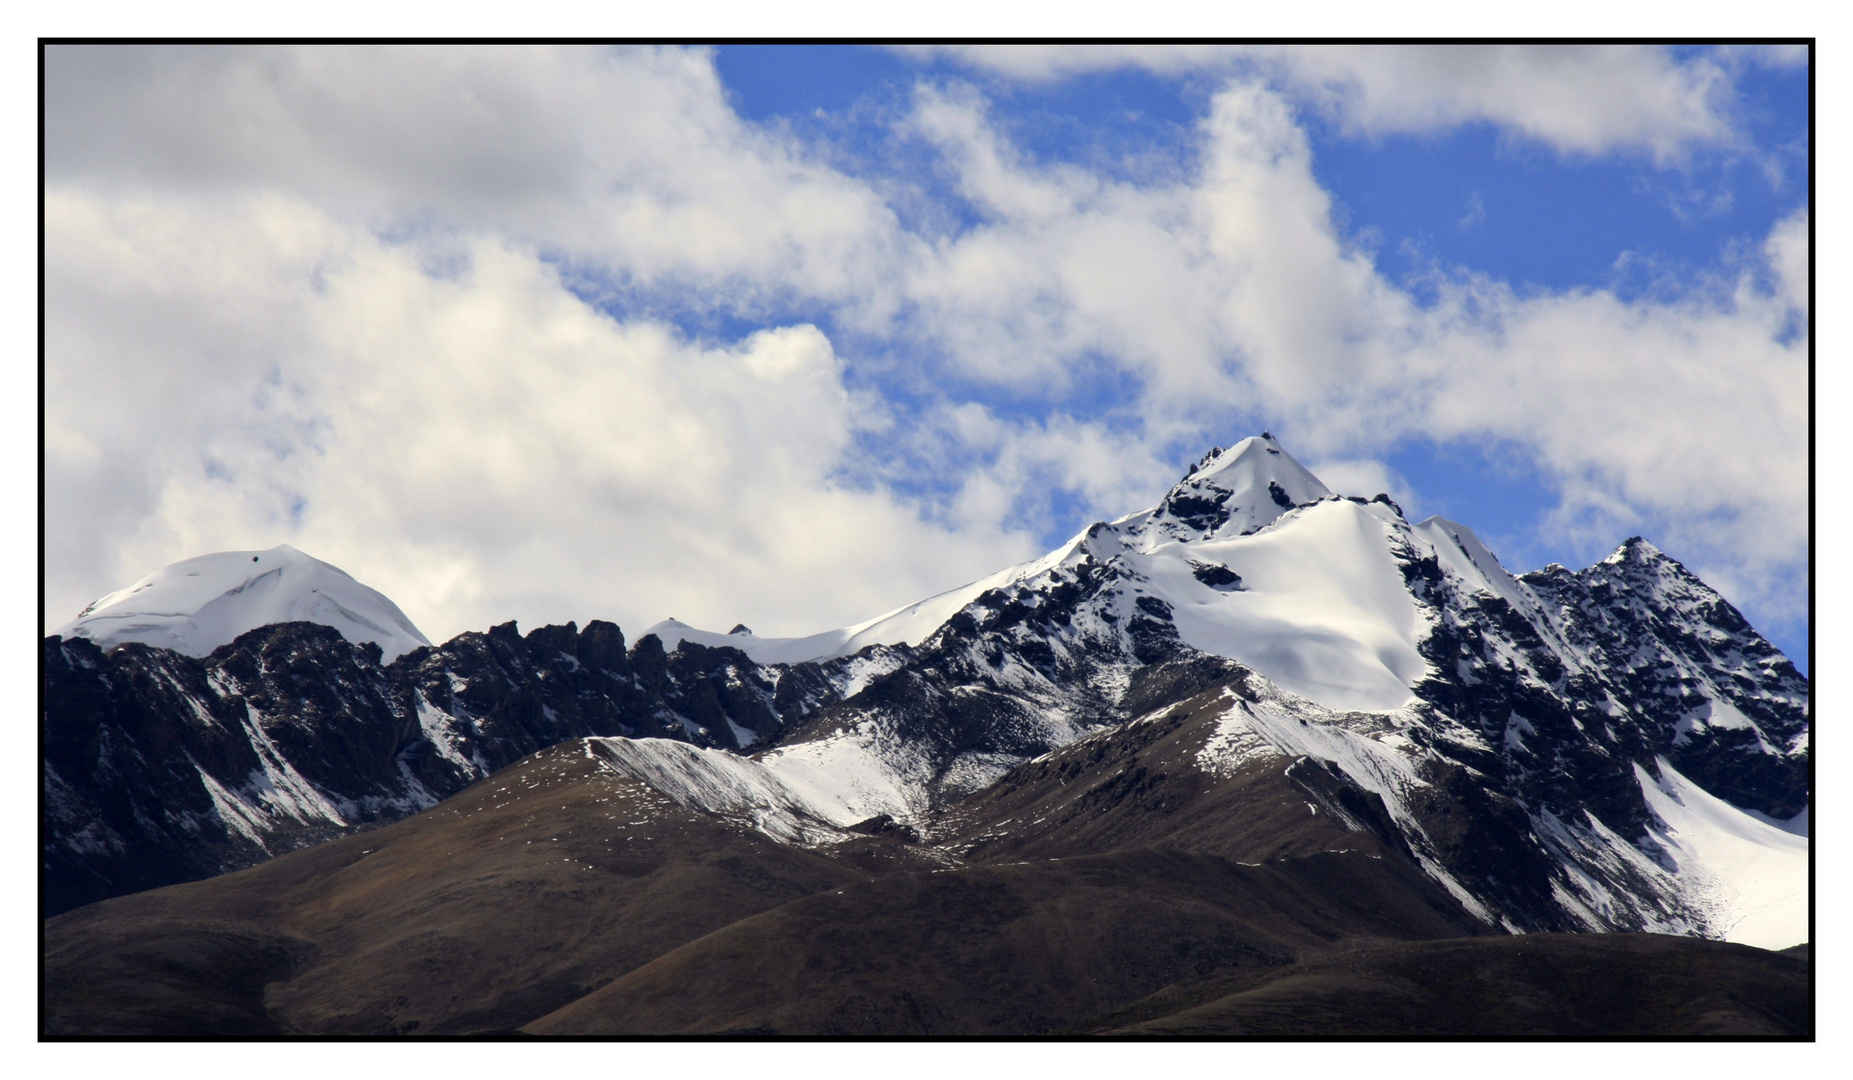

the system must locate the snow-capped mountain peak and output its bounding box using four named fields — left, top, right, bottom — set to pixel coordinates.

left=647, top=437, right=1423, bottom=703
left=1135, top=433, right=1335, bottom=543
left=1603, top=535, right=1663, bottom=565
left=54, top=544, right=431, bottom=662
left=647, top=435, right=1361, bottom=673
left=42, top=434, right=1810, bottom=960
